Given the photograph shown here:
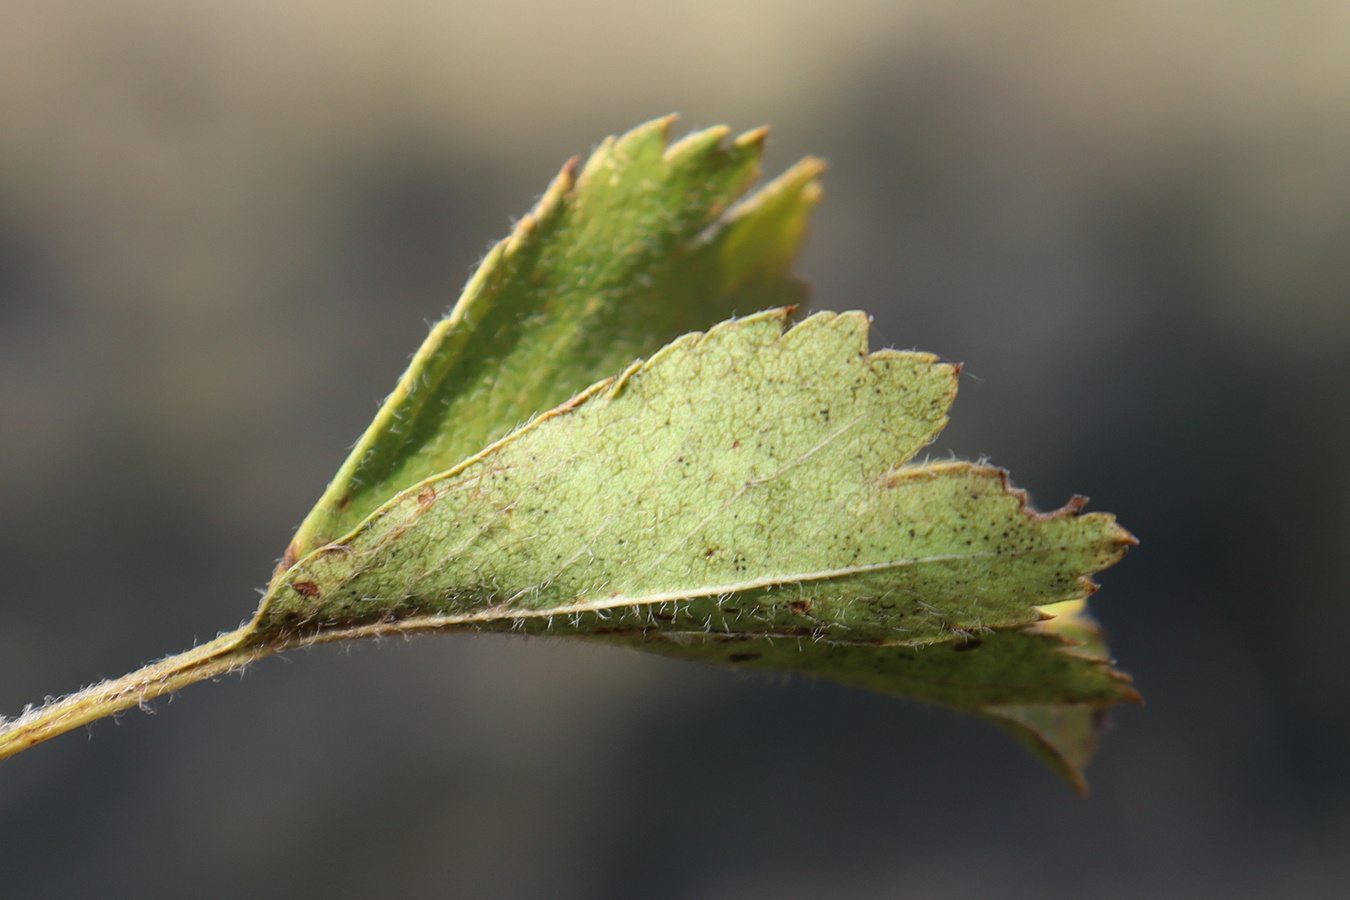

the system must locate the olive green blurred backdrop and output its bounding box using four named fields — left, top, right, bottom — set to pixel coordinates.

left=2, top=2, right=1348, bottom=898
